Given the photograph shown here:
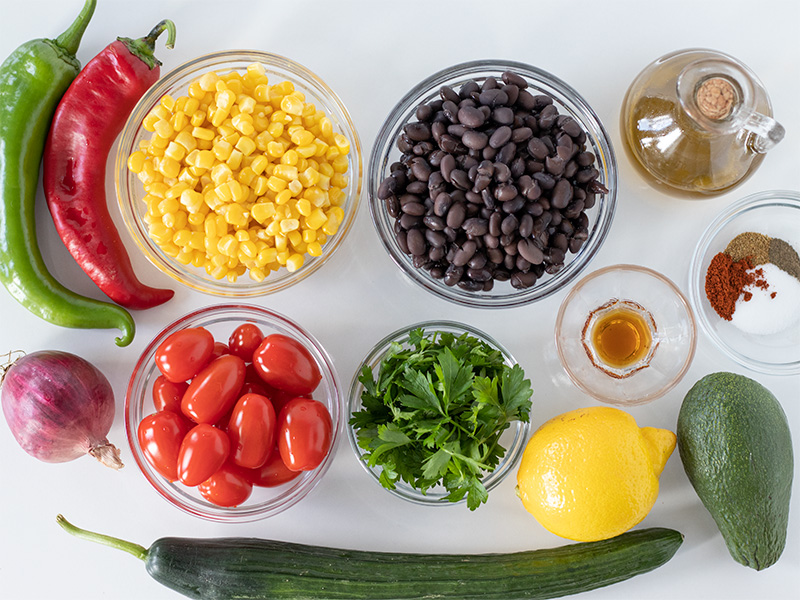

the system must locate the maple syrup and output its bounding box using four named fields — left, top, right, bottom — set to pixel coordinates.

left=582, top=300, right=658, bottom=378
